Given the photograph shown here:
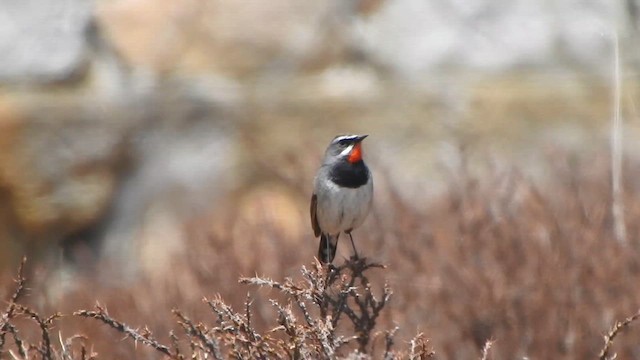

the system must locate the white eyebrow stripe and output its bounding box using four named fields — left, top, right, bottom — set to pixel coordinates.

left=334, top=135, right=359, bottom=142
left=339, top=144, right=354, bottom=157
